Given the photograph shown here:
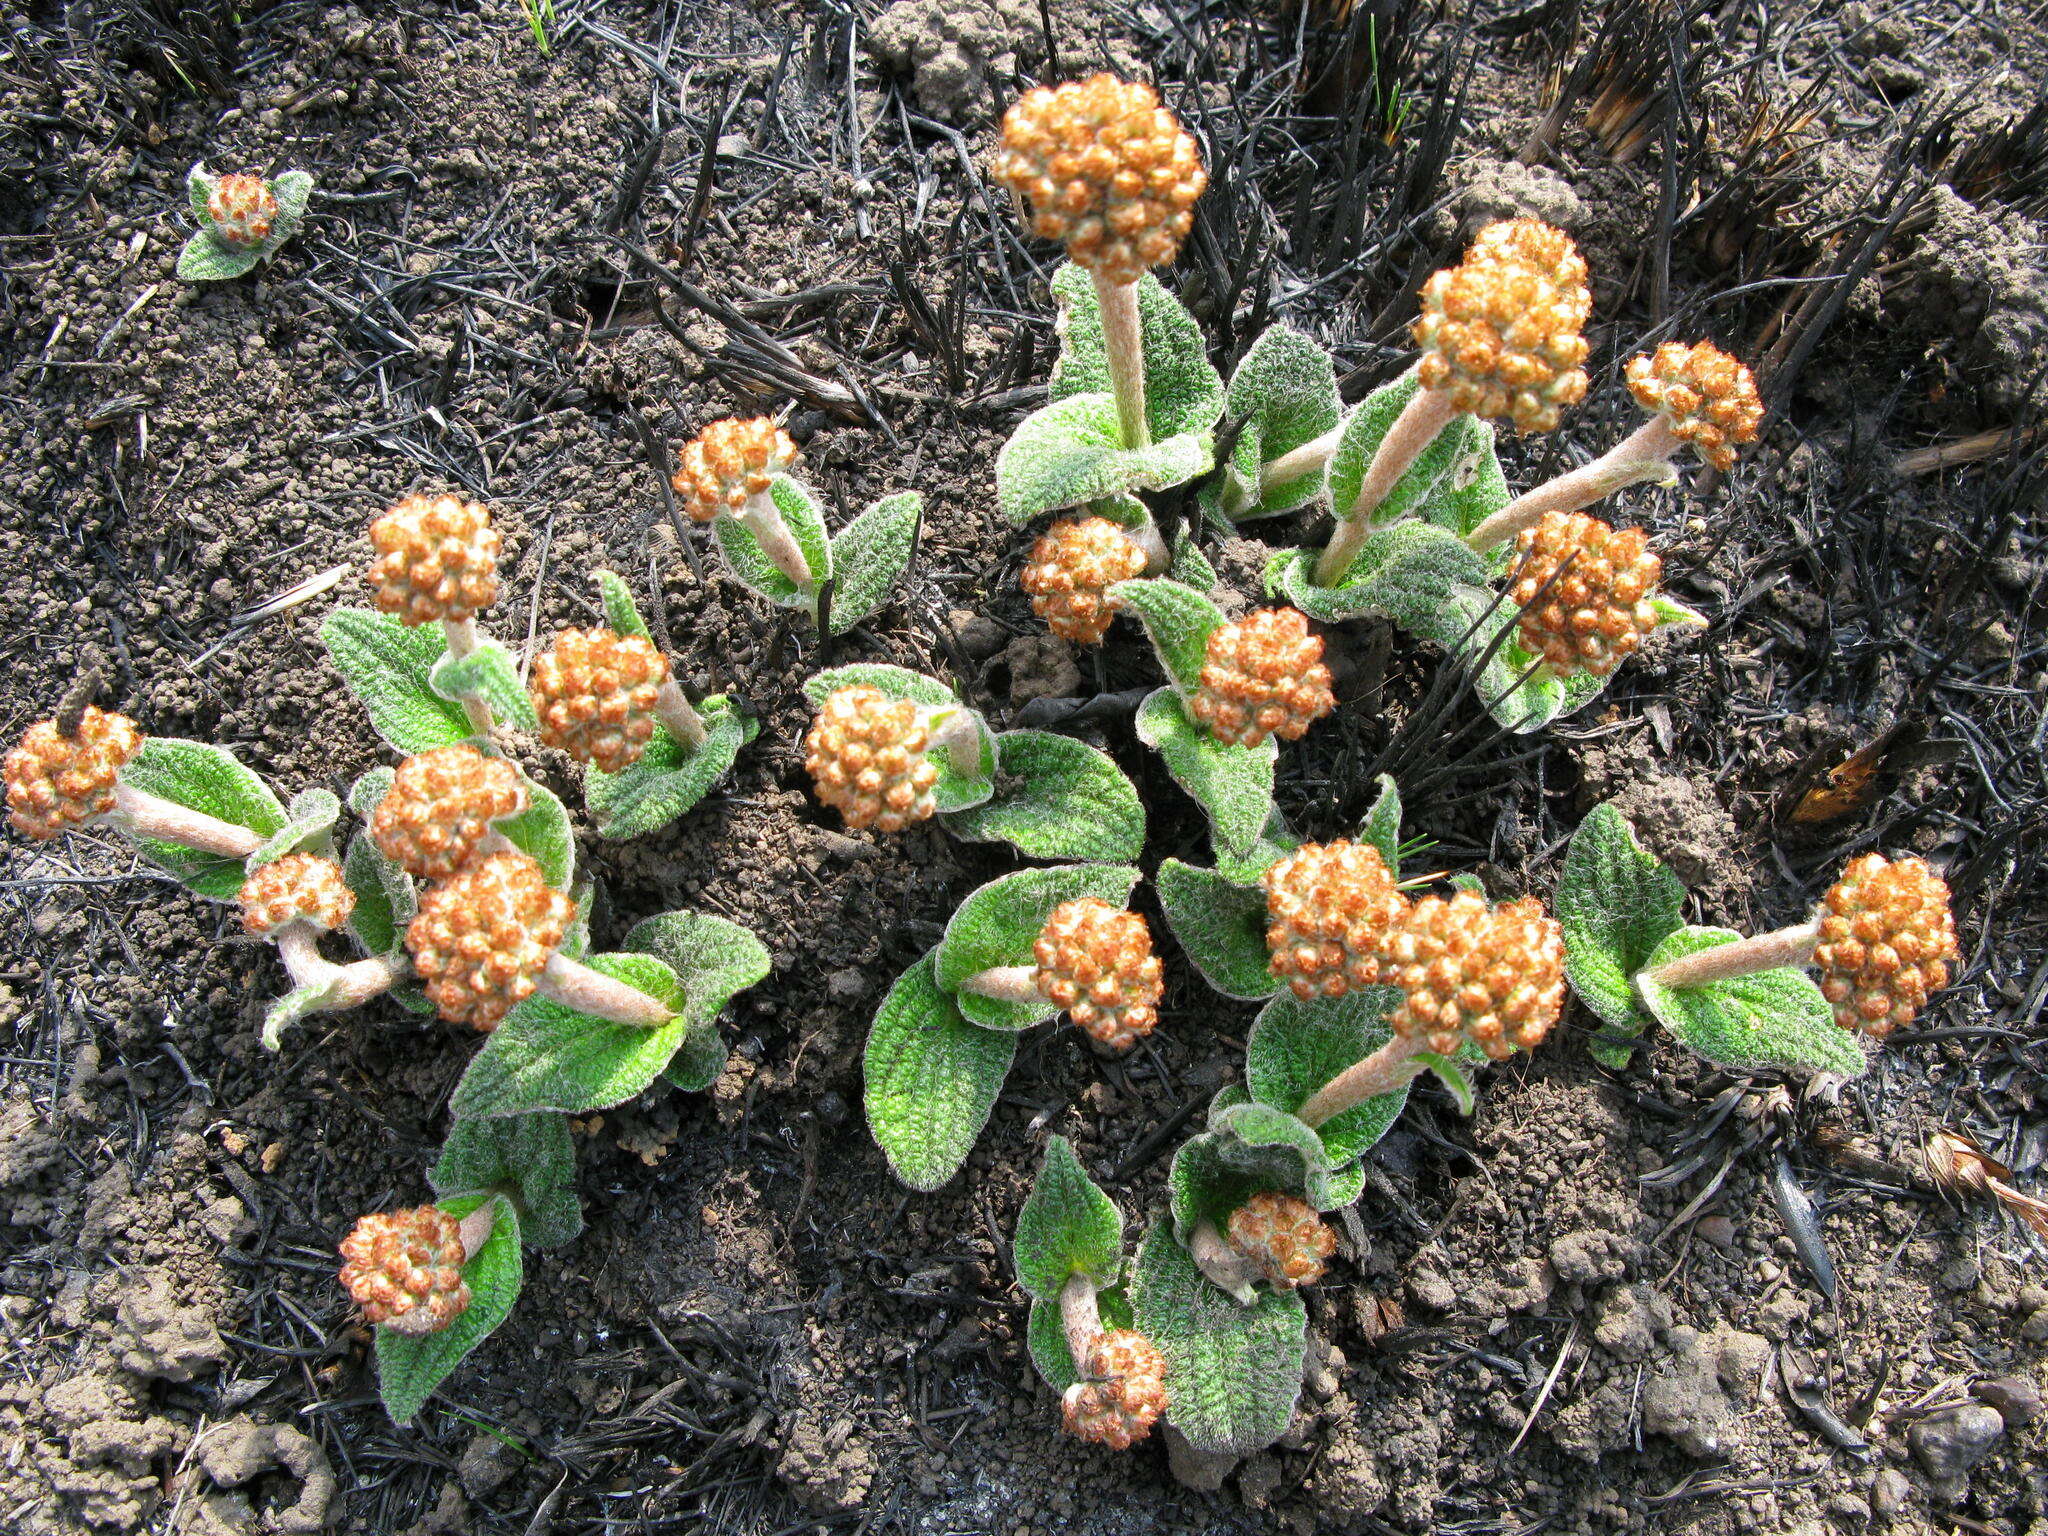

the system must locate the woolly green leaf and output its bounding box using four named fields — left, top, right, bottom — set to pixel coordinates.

left=828, top=491, right=921, bottom=634
left=1156, top=859, right=1277, bottom=1001
left=1050, top=262, right=1225, bottom=442
left=935, top=864, right=1143, bottom=1031
left=1650, top=594, right=1711, bottom=631
left=863, top=952, right=1018, bottom=1192
left=995, top=393, right=1214, bottom=524
left=1637, top=928, right=1868, bottom=1077
left=496, top=777, right=575, bottom=890
left=1264, top=522, right=1491, bottom=629
left=585, top=696, right=753, bottom=841
left=1428, top=585, right=1573, bottom=734
left=1134, top=687, right=1276, bottom=861
left=1358, top=774, right=1403, bottom=875
left=1027, top=1288, right=1134, bottom=1392
left=269, top=170, right=313, bottom=234
left=802, top=665, right=958, bottom=709
left=1212, top=808, right=1299, bottom=885
left=342, top=834, right=404, bottom=956
left=432, top=1115, right=582, bottom=1249
left=712, top=475, right=833, bottom=610
left=1558, top=804, right=1688, bottom=1067
left=186, top=163, right=214, bottom=222
left=247, top=786, right=341, bottom=870
left=1129, top=1222, right=1307, bottom=1458
left=321, top=608, right=473, bottom=754
left=1013, top=1136, right=1123, bottom=1304
left=1168, top=528, right=1219, bottom=590
left=429, top=640, right=539, bottom=733
left=1168, top=1132, right=1270, bottom=1245
left=623, top=909, right=771, bottom=1092
left=176, top=231, right=265, bottom=282
left=1427, top=417, right=1511, bottom=539
left=941, top=730, right=1145, bottom=863
left=375, top=1194, right=521, bottom=1425
left=928, top=706, right=999, bottom=815
left=1414, top=1051, right=1476, bottom=1115
left=662, top=1018, right=729, bottom=1093
left=347, top=766, right=394, bottom=820
left=260, top=983, right=336, bottom=1053
left=595, top=570, right=652, bottom=640
left=449, top=954, right=687, bottom=1119
left=1109, top=577, right=1225, bottom=694
left=1208, top=1098, right=1361, bottom=1211
left=118, top=737, right=287, bottom=899
left=1205, top=324, right=1342, bottom=522
left=1245, top=989, right=1409, bottom=1166
left=1326, top=372, right=1493, bottom=537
